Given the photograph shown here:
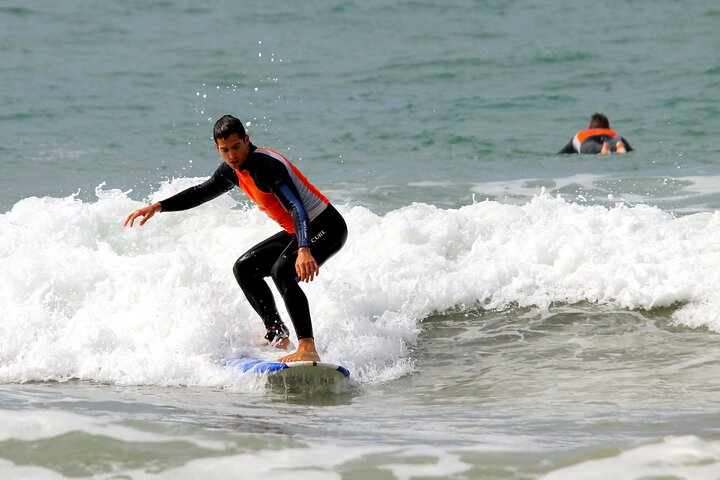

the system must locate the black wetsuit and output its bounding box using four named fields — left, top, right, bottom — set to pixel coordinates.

left=160, top=144, right=347, bottom=341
